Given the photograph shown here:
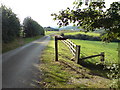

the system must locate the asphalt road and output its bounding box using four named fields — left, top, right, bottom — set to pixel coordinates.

left=2, top=36, right=50, bottom=88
